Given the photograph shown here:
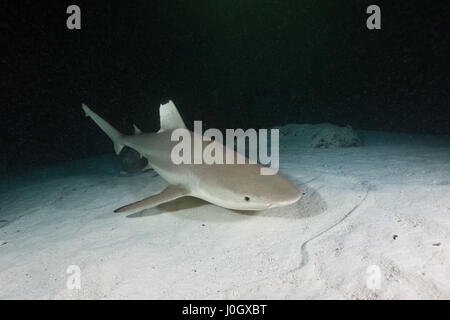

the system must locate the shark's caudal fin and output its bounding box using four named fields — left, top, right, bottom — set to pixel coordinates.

left=82, top=104, right=125, bottom=155
left=158, top=99, right=187, bottom=132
